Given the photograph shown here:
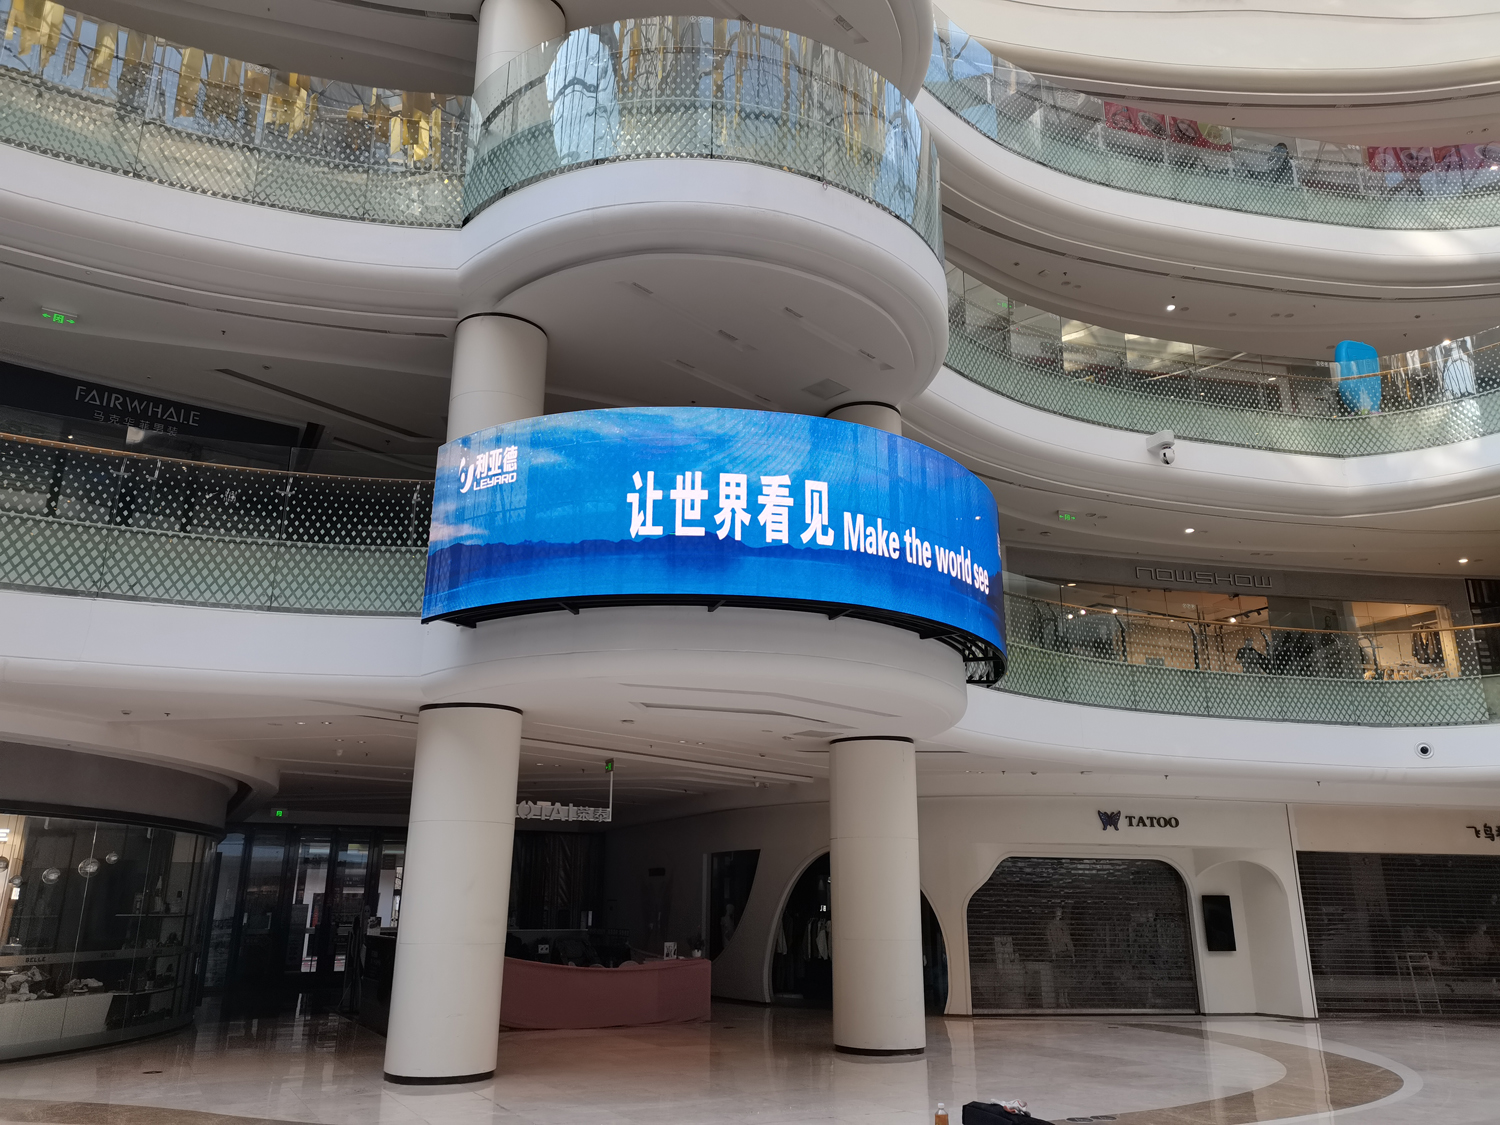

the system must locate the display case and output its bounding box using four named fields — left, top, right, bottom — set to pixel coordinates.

left=0, top=812, right=214, bottom=1058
